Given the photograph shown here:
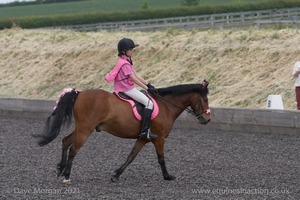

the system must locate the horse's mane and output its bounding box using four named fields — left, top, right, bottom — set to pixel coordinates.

left=157, top=84, right=209, bottom=96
